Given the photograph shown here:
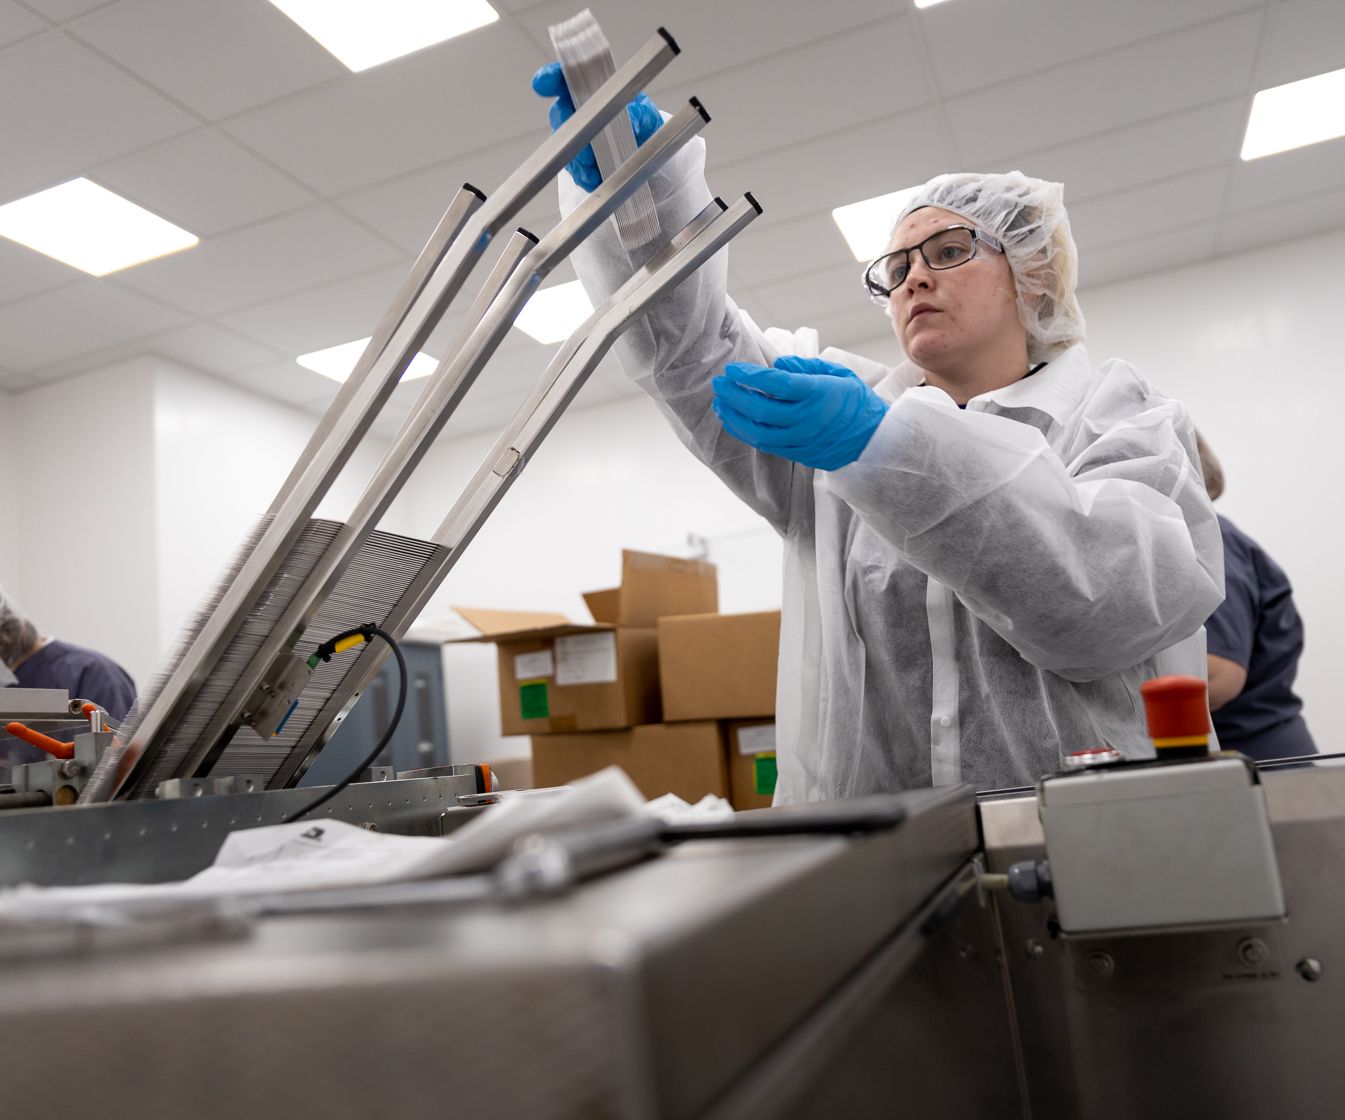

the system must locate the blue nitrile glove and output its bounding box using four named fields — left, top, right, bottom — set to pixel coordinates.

left=711, top=355, right=890, bottom=471
left=530, top=61, right=664, bottom=192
